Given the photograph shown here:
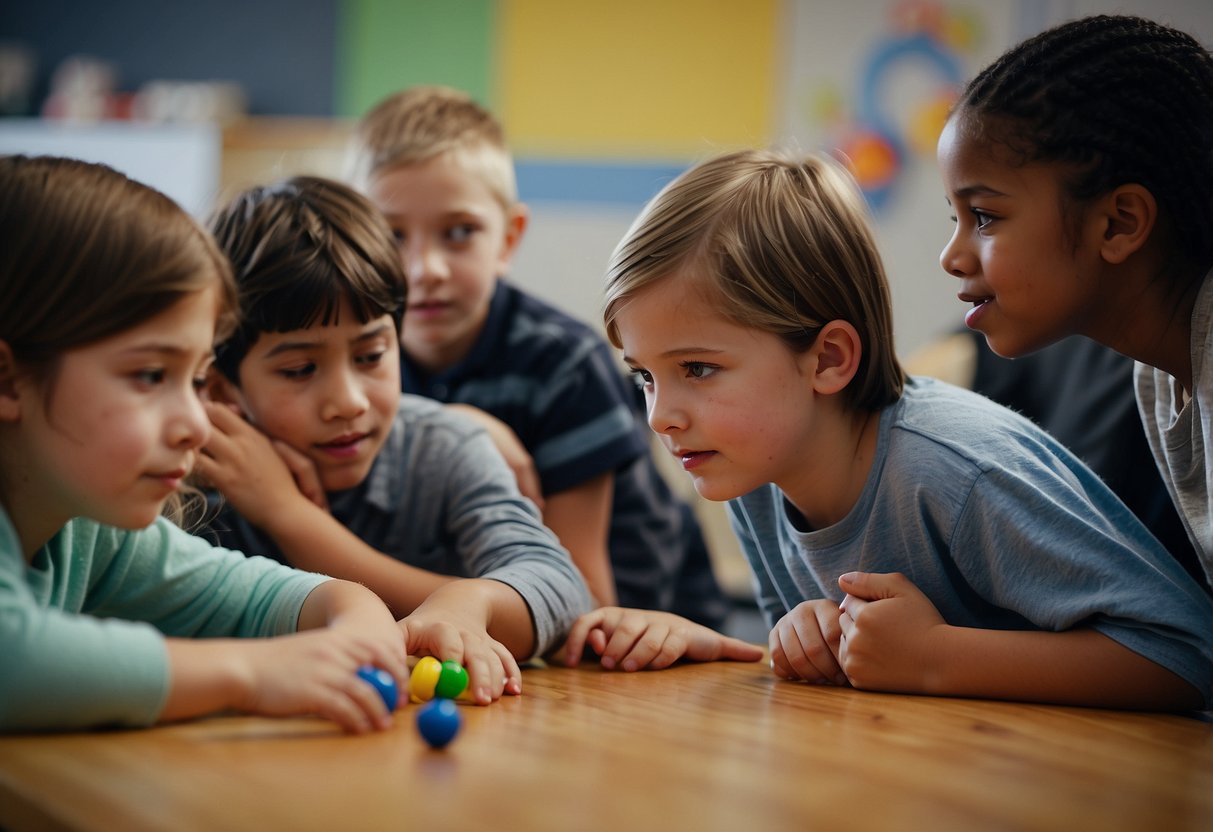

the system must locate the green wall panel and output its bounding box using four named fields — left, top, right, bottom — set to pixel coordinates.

left=336, top=0, right=495, bottom=118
